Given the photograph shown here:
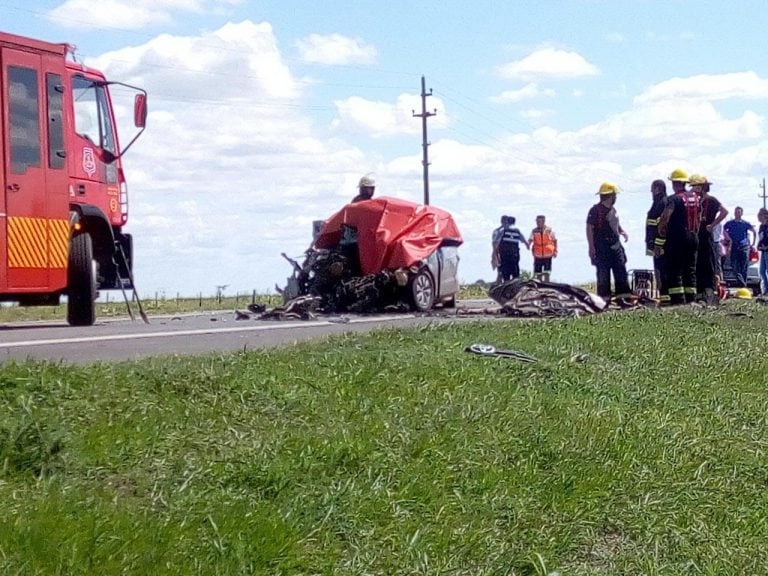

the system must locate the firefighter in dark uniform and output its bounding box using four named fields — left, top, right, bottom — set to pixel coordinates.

left=657, top=168, right=700, bottom=305
left=586, top=182, right=631, bottom=300
left=645, top=179, right=669, bottom=305
left=690, top=174, right=728, bottom=303
left=497, top=216, right=530, bottom=281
